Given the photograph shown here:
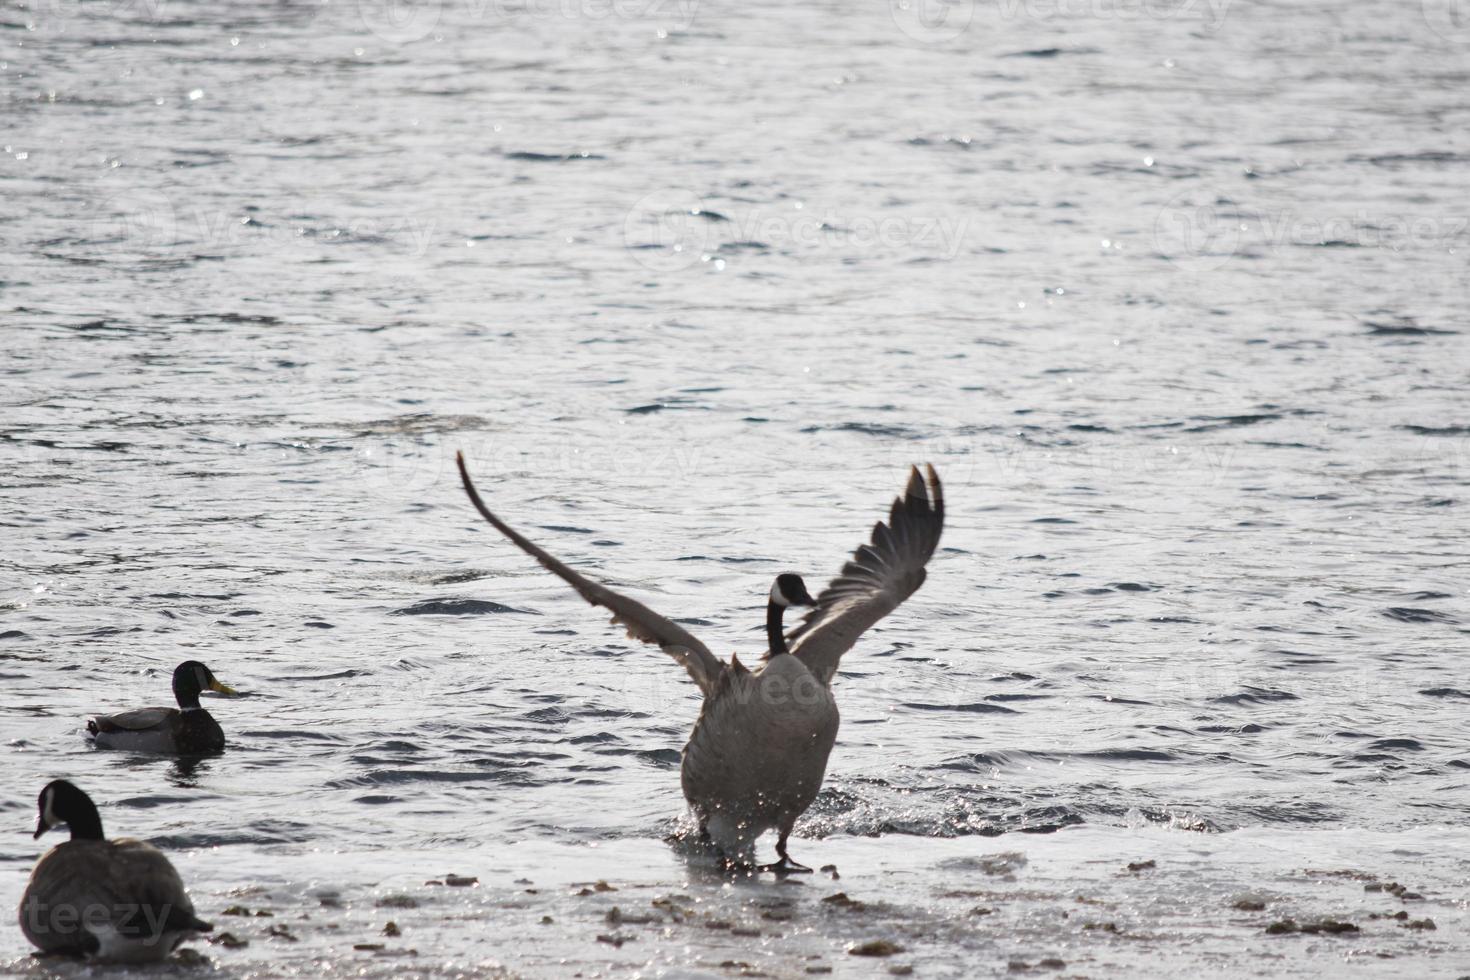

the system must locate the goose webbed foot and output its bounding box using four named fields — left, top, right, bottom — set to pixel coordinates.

left=760, top=831, right=813, bottom=875
left=718, top=854, right=809, bottom=876
left=757, top=854, right=813, bottom=875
